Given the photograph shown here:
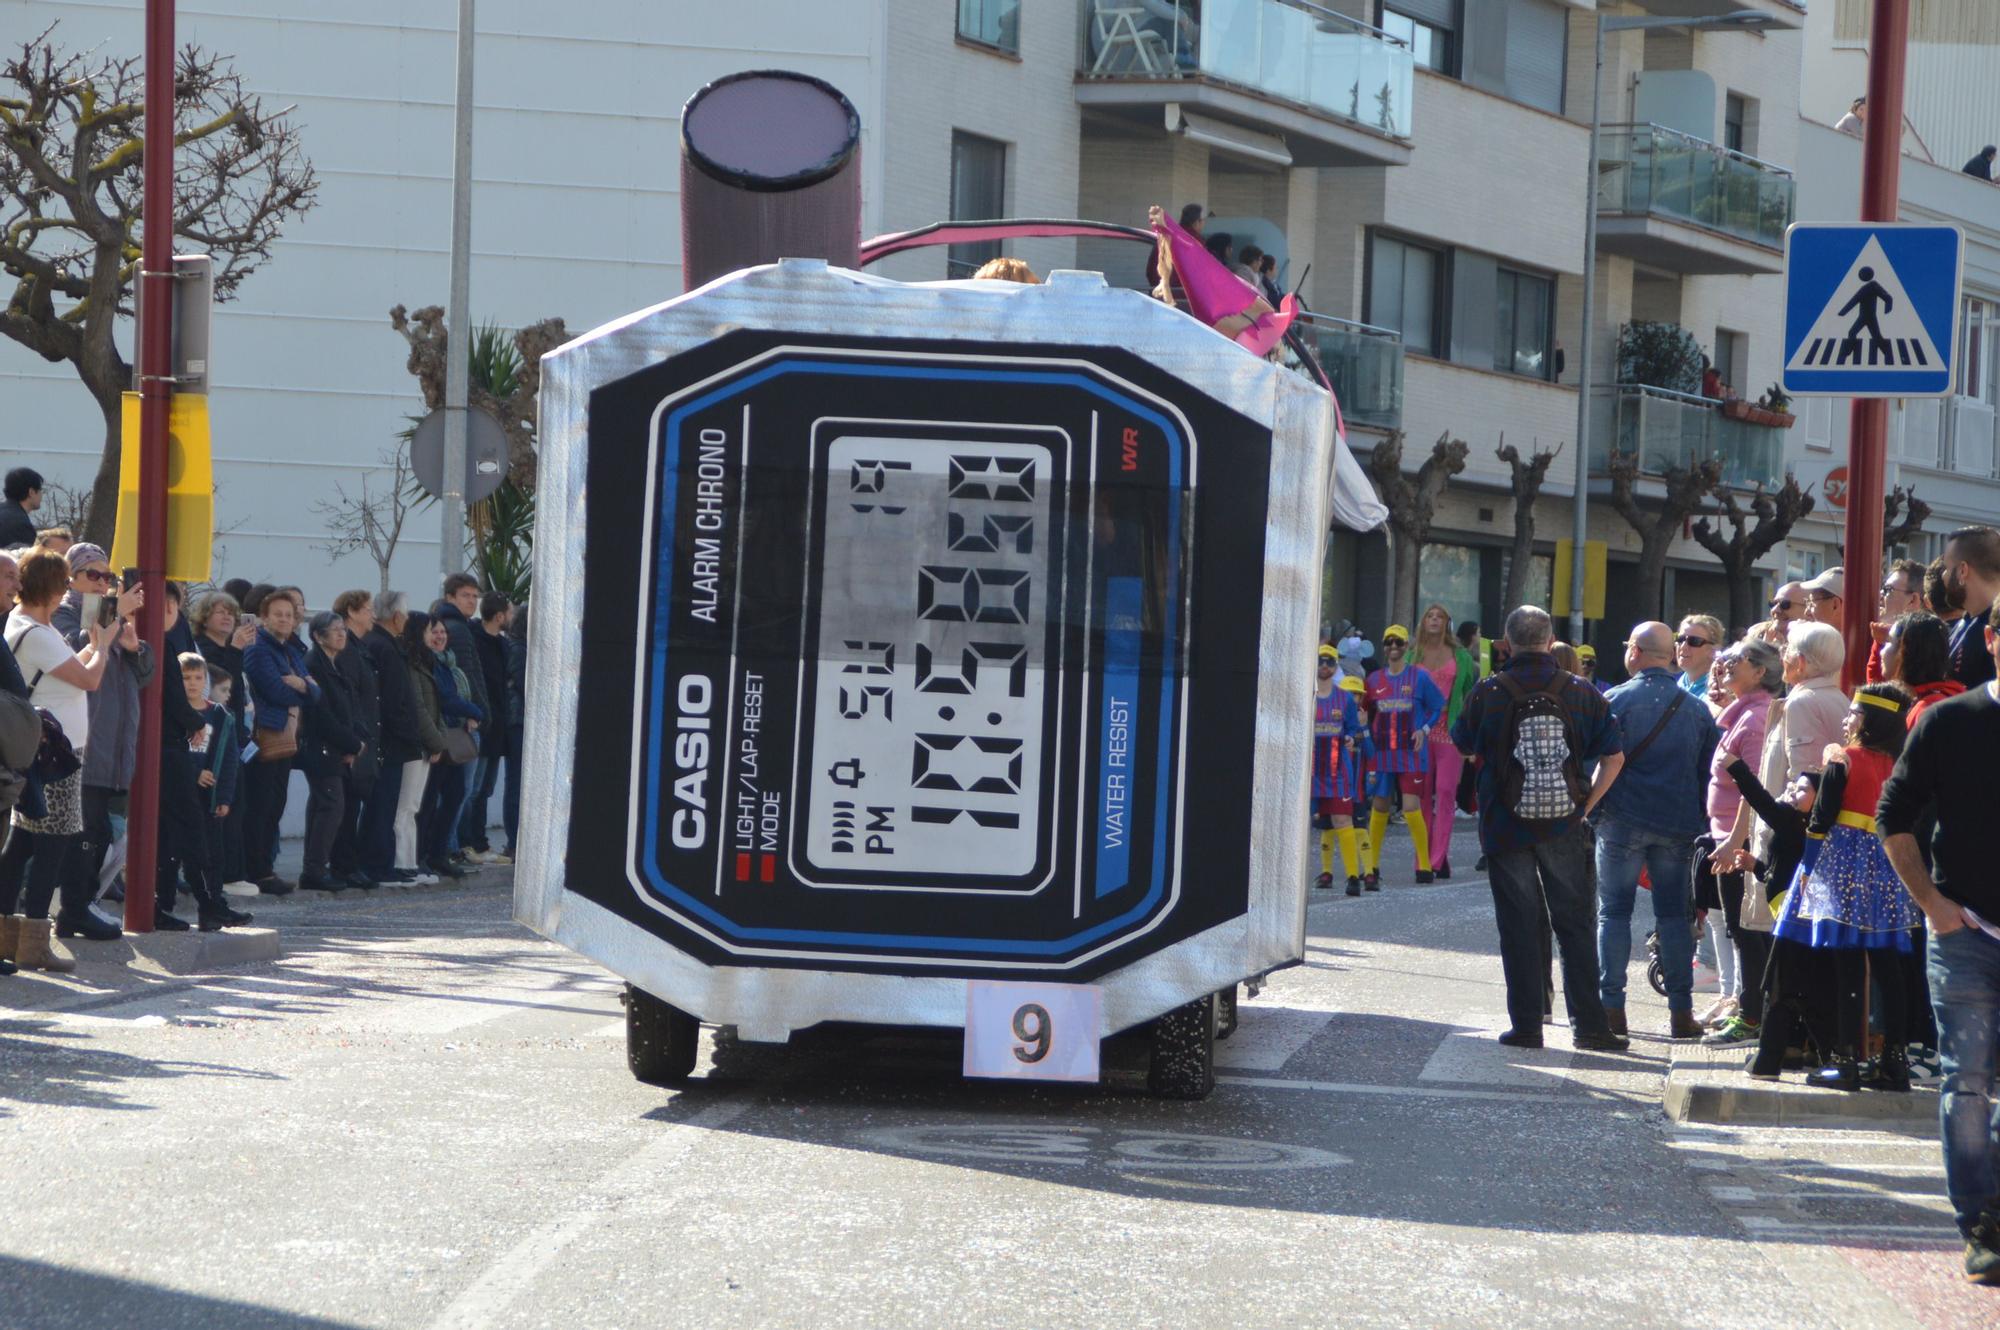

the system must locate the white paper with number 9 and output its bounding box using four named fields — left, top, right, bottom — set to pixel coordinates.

left=963, top=980, right=1104, bottom=1082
